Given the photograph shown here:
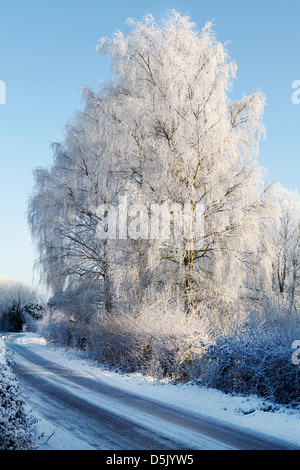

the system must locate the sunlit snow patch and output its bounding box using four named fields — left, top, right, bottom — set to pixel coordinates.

left=15, top=333, right=47, bottom=346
